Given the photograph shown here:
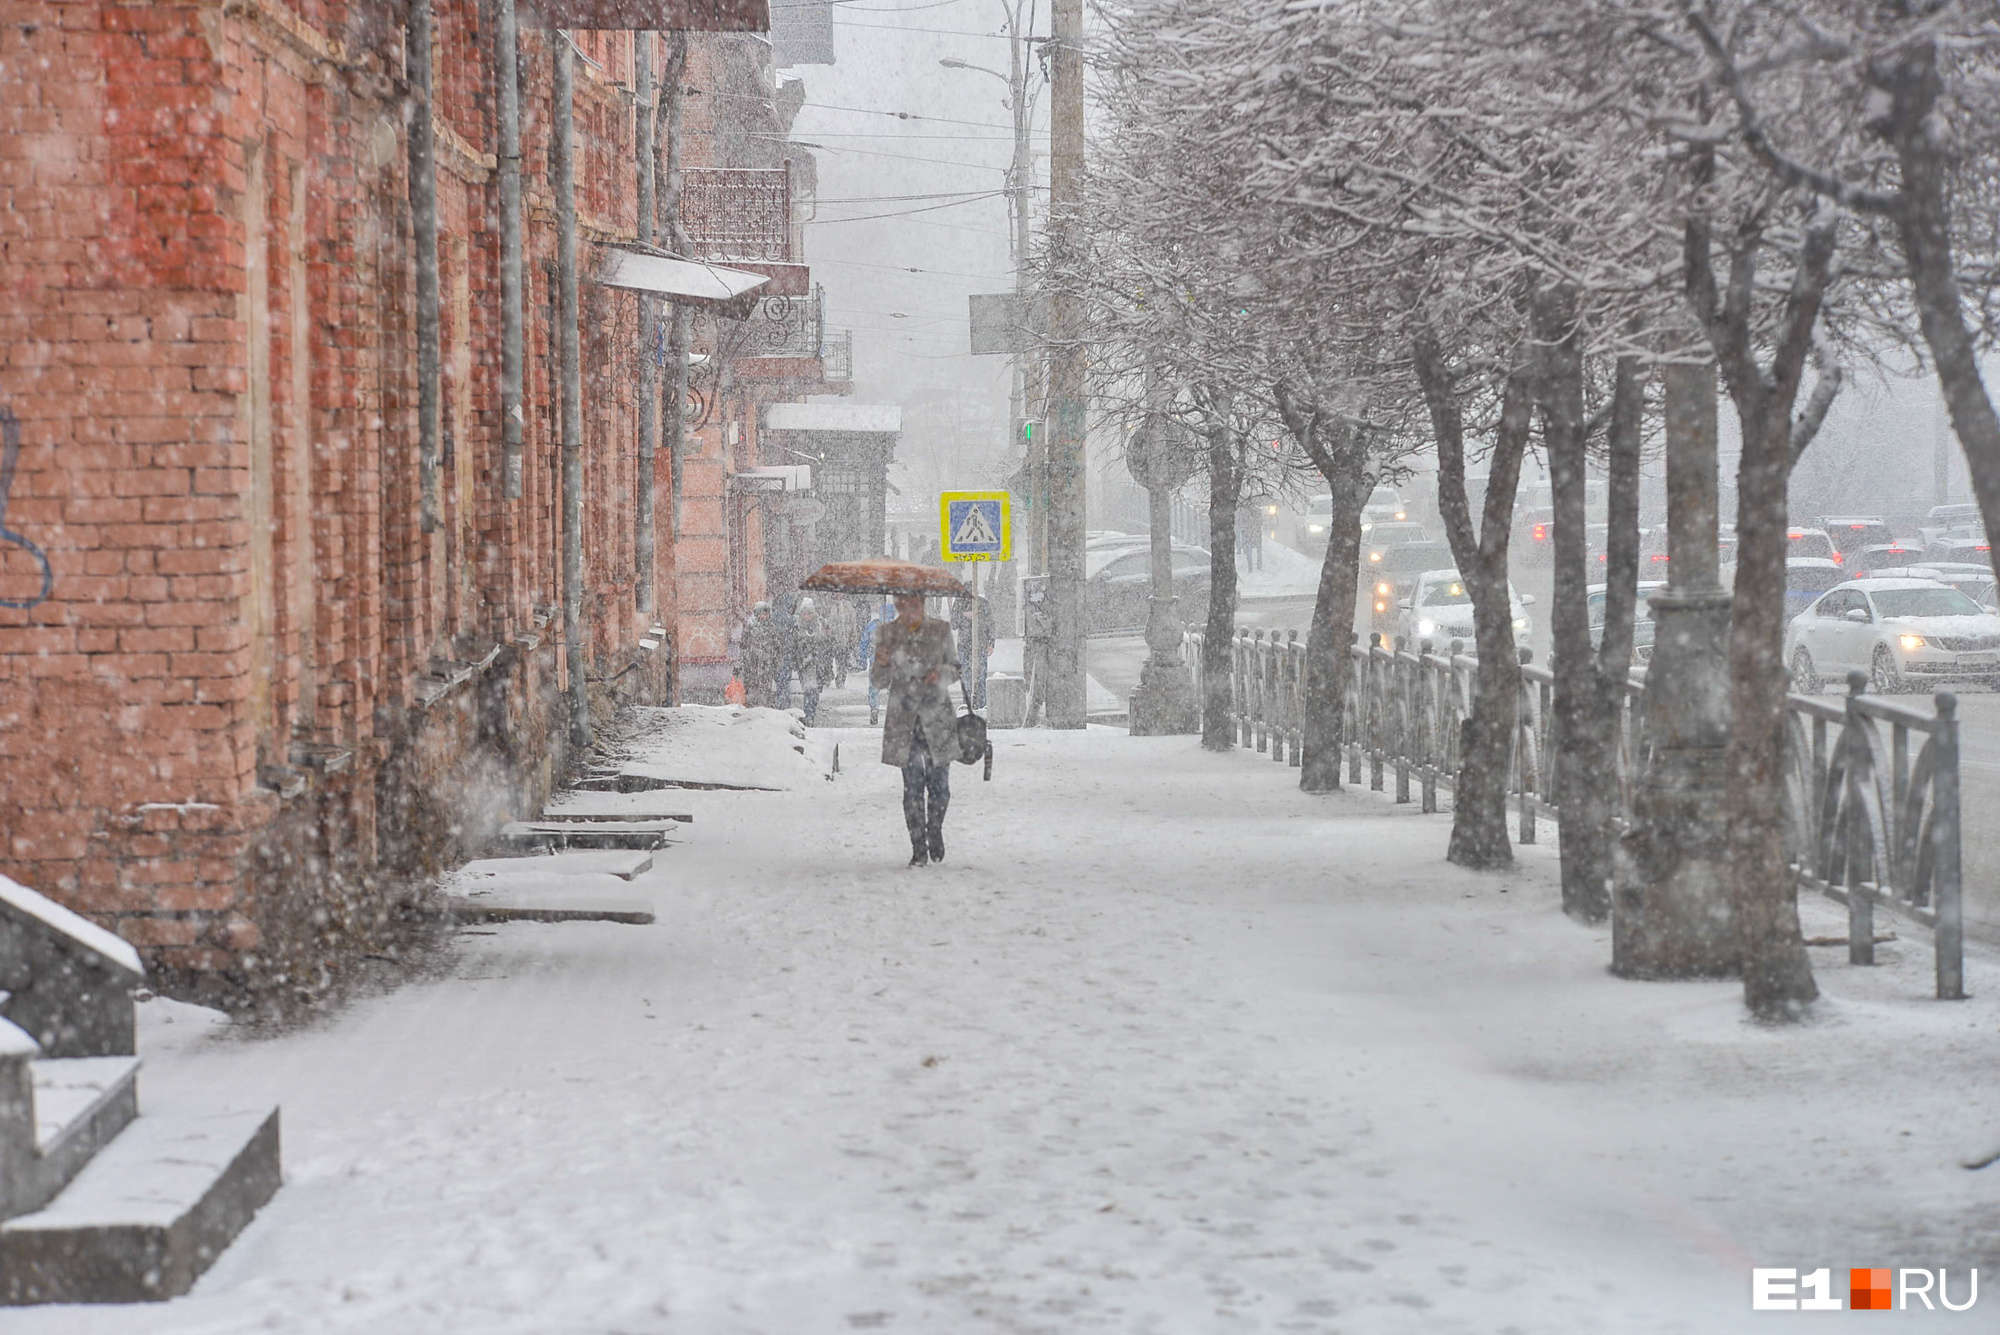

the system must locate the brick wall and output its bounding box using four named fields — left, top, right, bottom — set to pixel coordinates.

left=0, top=1, right=697, bottom=1004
